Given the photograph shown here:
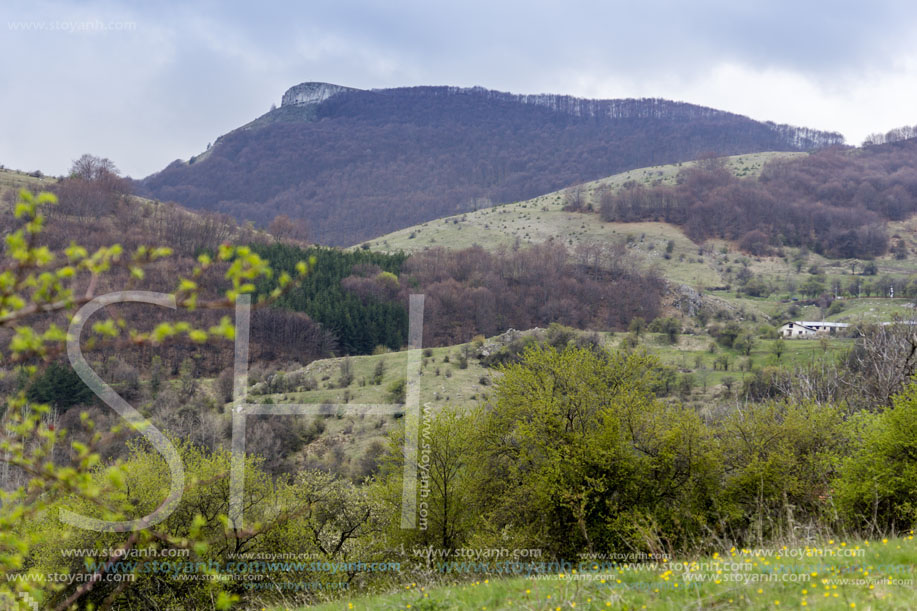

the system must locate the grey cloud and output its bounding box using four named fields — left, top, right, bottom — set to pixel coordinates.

left=2, top=0, right=916, bottom=176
